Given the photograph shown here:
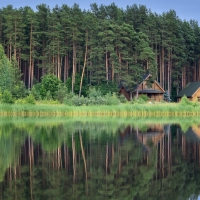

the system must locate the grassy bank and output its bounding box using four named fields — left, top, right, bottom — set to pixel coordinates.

left=0, top=102, right=199, bottom=117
